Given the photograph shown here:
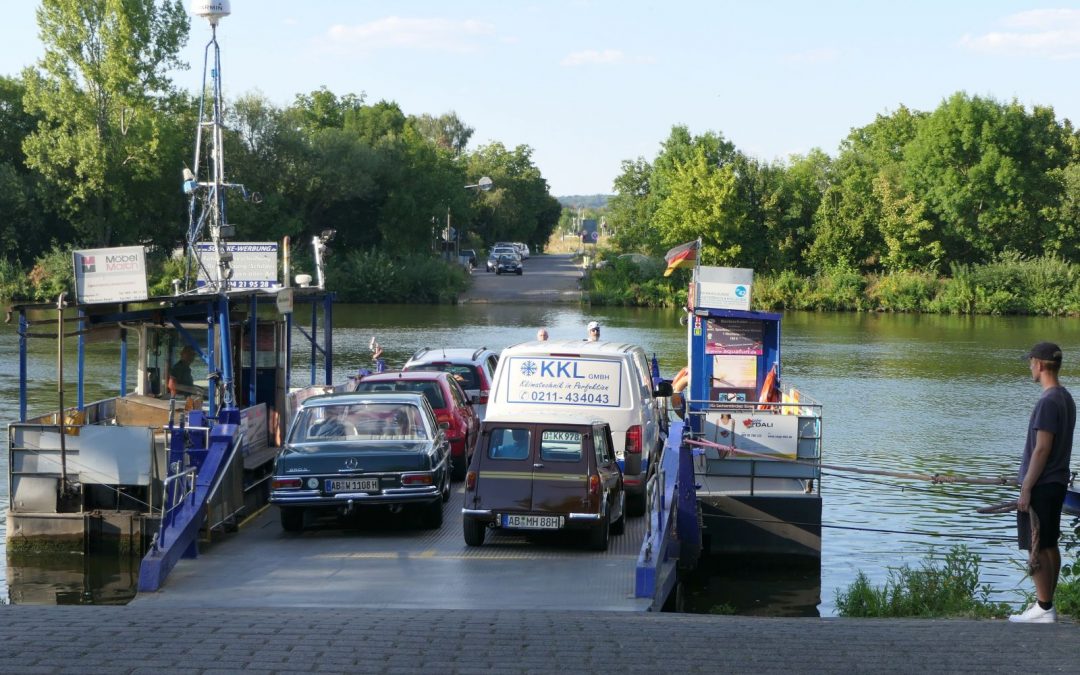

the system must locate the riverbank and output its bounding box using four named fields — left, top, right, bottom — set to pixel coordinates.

left=584, top=254, right=1080, bottom=315
left=1, top=605, right=1077, bottom=673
